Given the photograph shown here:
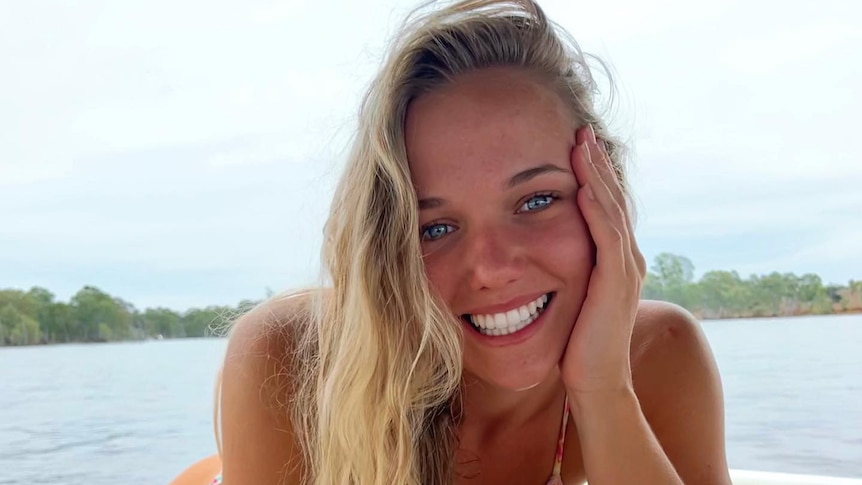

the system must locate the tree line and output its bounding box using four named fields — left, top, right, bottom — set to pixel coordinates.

left=644, top=253, right=862, bottom=319
left=0, top=285, right=259, bottom=346
left=1, top=253, right=860, bottom=346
